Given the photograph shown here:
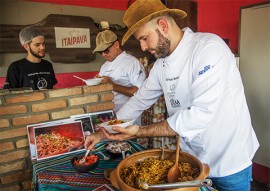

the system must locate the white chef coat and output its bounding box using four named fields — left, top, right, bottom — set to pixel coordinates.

left=99, top=51, right=146, bottom=124
left=117, top=28, right=259, bottom=177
